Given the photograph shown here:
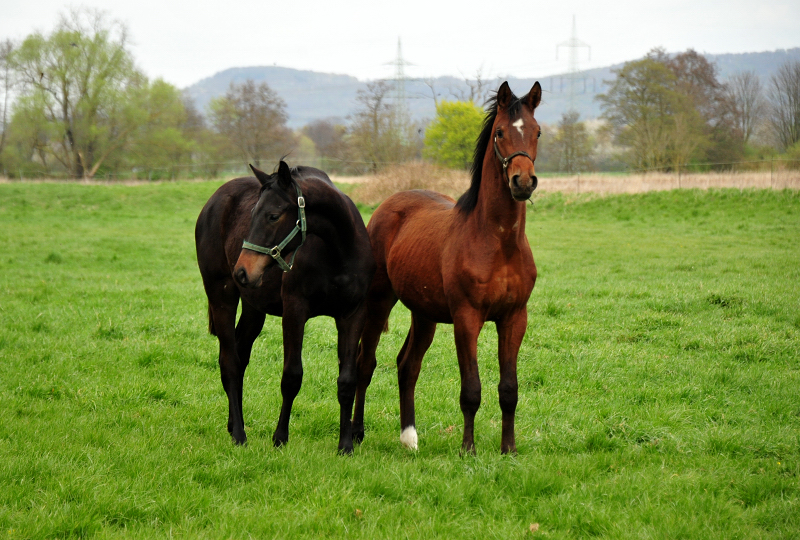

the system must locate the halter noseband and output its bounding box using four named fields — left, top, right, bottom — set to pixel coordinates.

left=493, top=136, right=534, bottom=182
left=241, top=184, right=307, bottom=272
